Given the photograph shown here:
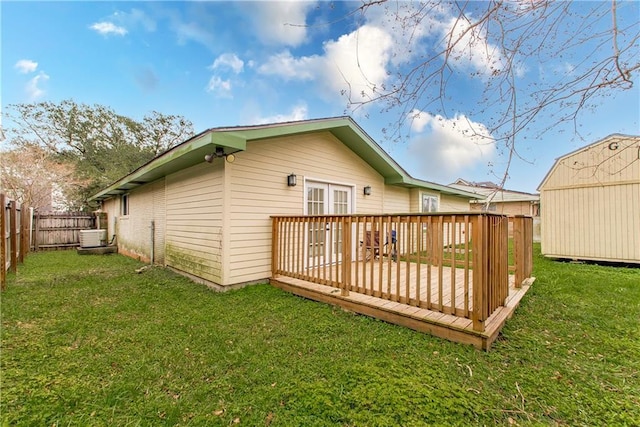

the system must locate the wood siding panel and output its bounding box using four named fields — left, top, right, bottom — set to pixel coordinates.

left=541, top=183, right=640, bottom=262
left=440, top=194, right=472, bottom=212
left=166, top=162, right=224, bottom=284
left=383, top=186, right=410, bottom=213
left=228, top=132, right=387, bottom=284
left=116, top=179, right=166, bottom=263
left=541, top=135, right=640, bottom=263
